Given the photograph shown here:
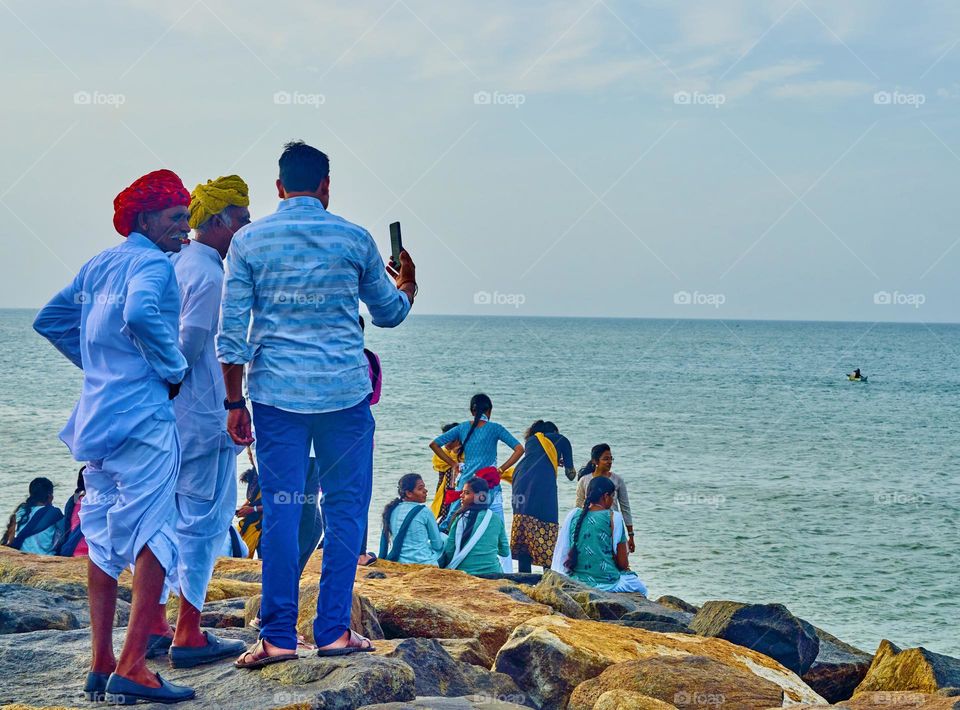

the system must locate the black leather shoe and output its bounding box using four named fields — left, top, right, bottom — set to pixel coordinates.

left=104, top=672, right=195, bottom=705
